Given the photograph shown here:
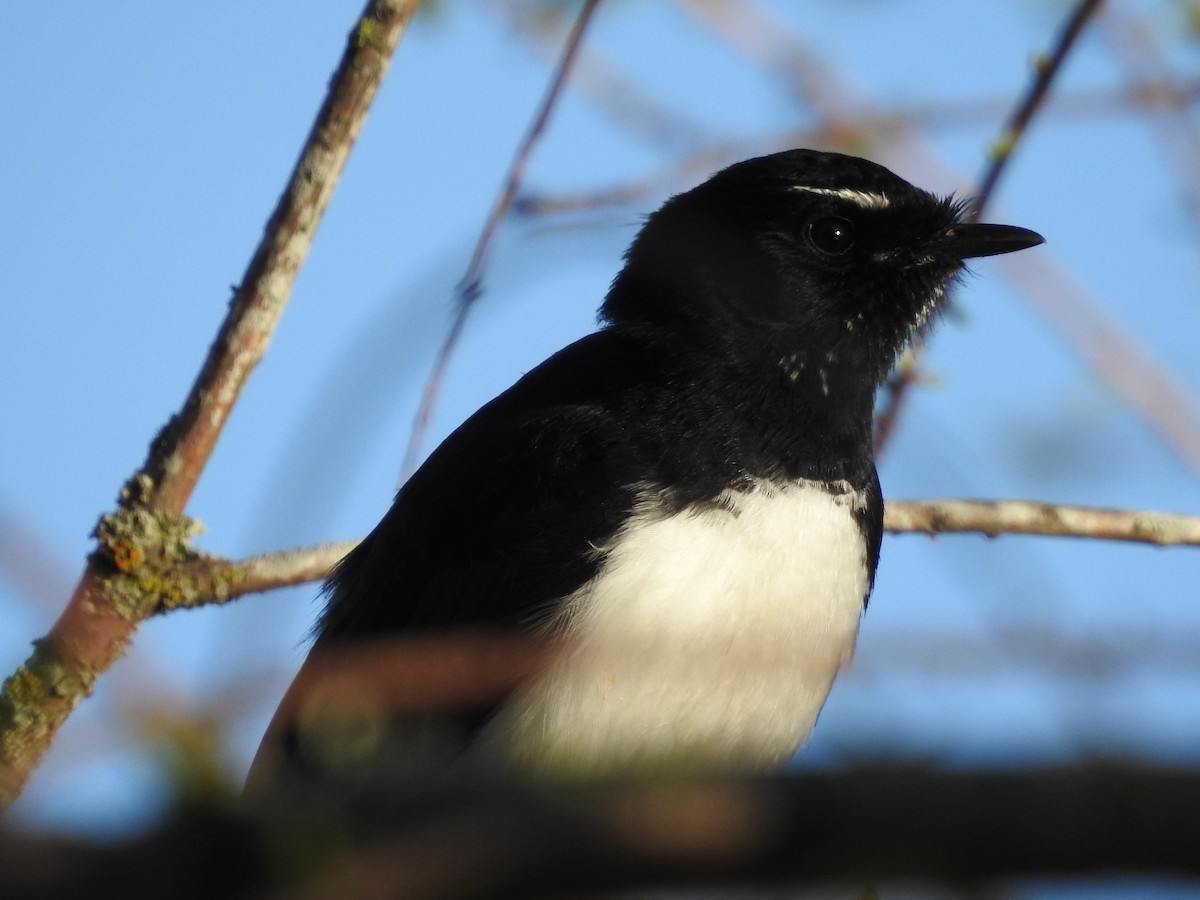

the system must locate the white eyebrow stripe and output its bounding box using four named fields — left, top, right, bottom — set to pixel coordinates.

left=790, top=186, right=891, bottom=209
